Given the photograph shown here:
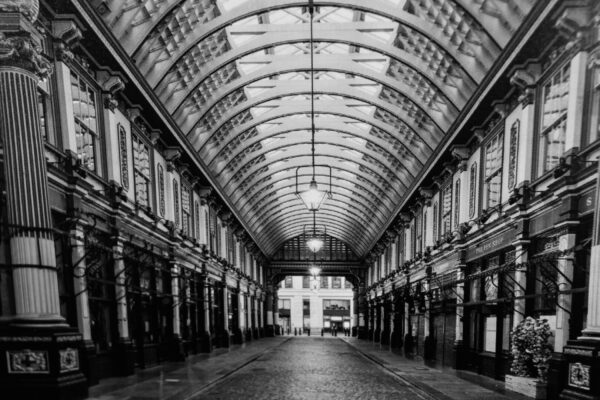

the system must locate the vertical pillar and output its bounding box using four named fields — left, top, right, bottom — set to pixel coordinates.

left=237, top=288, right=245, bottom=343
left=221, top=278, right=230, bottom=347
left=253, top=291, right=259, bottom=338
left=454, top=264, right=466, bottom=369
left=112, top=236, right=134, bottom=375
left=200, top=273, right=212, bottom=352
left=560, top=151, right=600, bottom=399
left=169, top=263, right=184, bottom=360
left=0, top=6, right=87, bottom=398
left=387, top=293, right=395, bottom=347
left=555, top=232, right=576, bottom=352
left=71, top=223, right=92, bottom=343
left=513, top=243, right=529, bottom=326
